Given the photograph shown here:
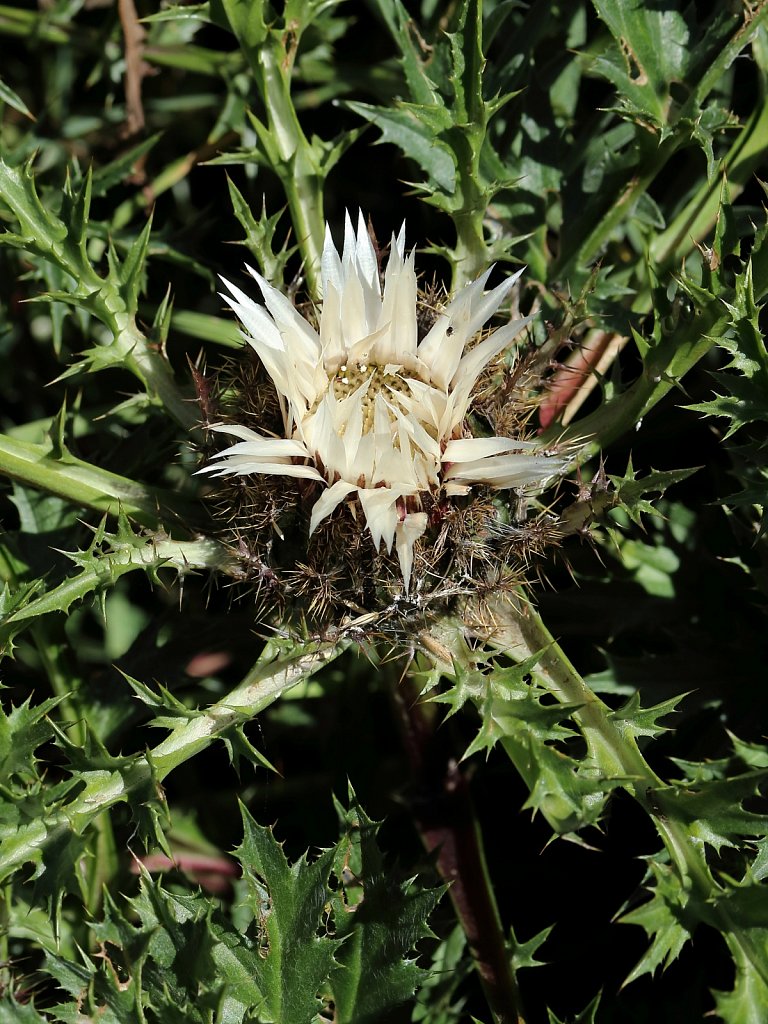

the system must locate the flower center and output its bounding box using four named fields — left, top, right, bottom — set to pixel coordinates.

left=332, top=362, right=411, bottom=433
